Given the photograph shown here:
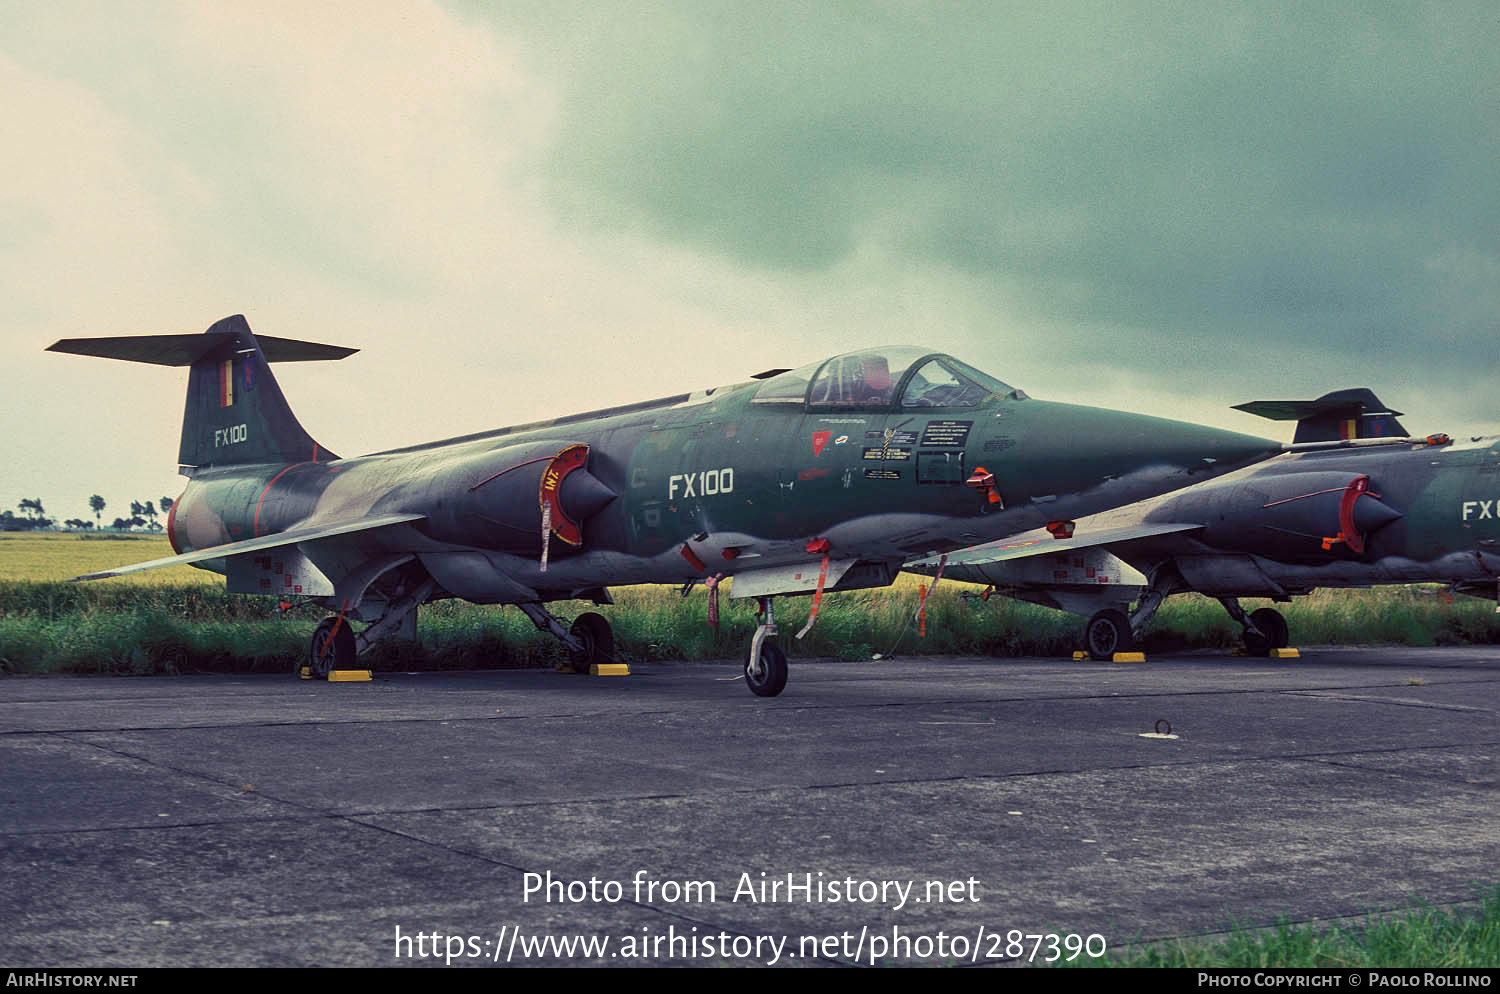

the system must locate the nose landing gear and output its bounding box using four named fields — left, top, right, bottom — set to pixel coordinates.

left=743, top=596, right=788, bottom=697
